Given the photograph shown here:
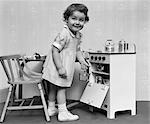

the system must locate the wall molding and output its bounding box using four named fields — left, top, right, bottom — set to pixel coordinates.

left=0, top=87, right=149, bottom=103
